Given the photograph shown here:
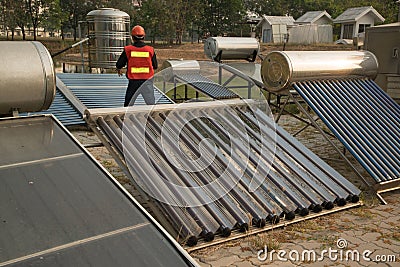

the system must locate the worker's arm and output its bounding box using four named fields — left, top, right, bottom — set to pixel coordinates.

left=152, top=51, right=158, bottom=70
left=116, top=50, right=128, bottom=76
